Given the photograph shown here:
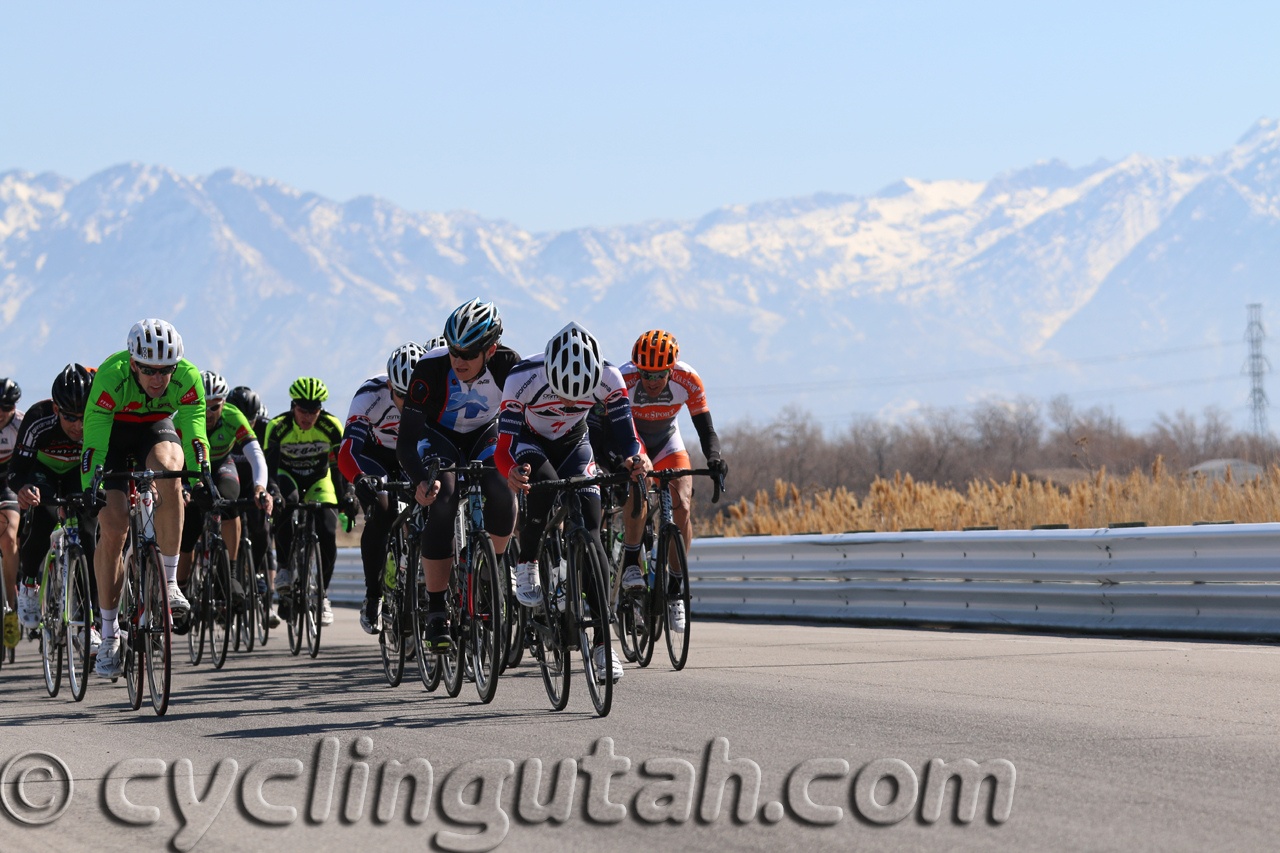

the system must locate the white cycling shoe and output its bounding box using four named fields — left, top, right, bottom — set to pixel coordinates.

left=667, top=600, right=687, bottom=633
left=95, top=636, right=123, bottom=679
left=168, top=582, right=190, bottom=618
left=321, top=597, right=334, bottom=626
left=17, top=582, right=41, bottom=629
left=593, top=644, right=623, bottom=684
left=515, top=561, right=542, bottom=608
left=621, top=565, right=644, bottom=591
